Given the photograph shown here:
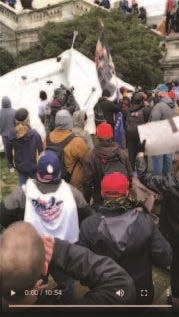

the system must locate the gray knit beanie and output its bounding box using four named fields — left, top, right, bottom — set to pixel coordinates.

left=1, top=96, right=11, bottom=108
left=55, top=109, right=73, bottom=130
